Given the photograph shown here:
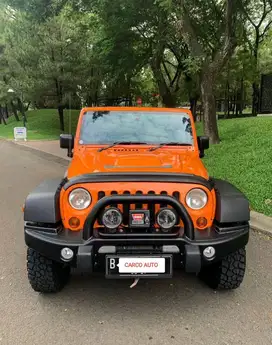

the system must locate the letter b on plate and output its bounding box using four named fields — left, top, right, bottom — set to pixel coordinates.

left=110, top=258, right=116, bottom=269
